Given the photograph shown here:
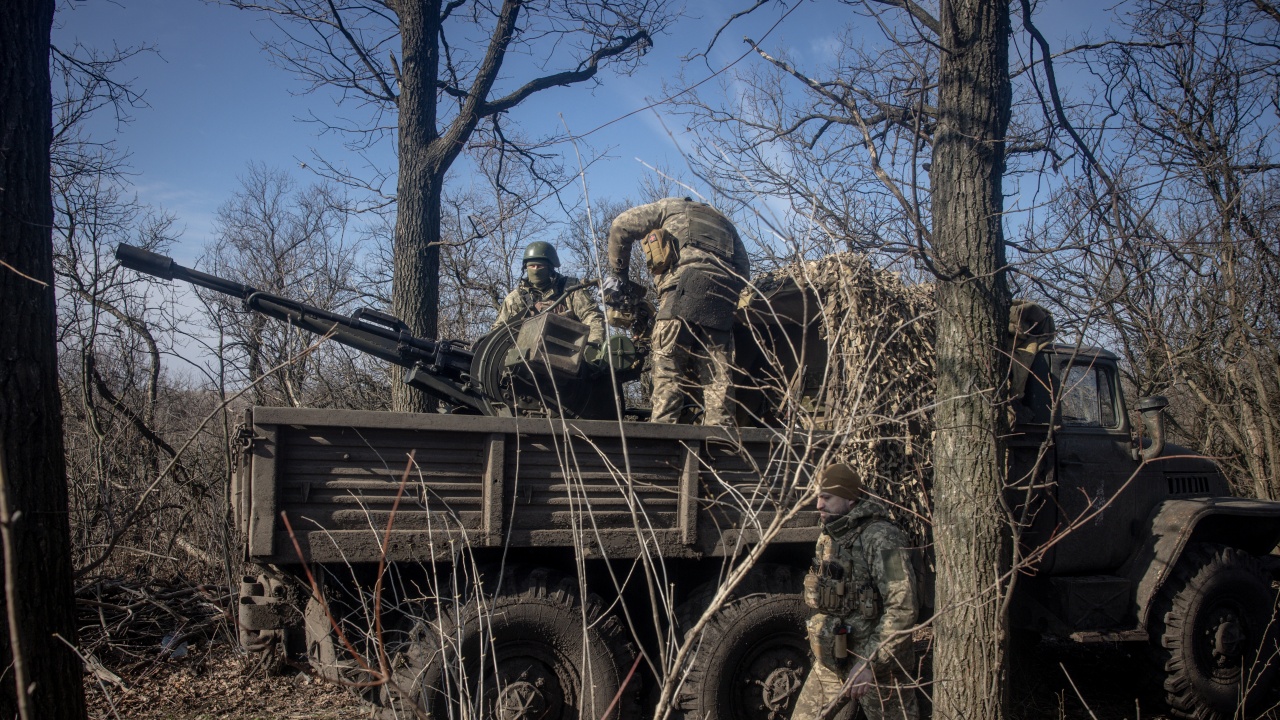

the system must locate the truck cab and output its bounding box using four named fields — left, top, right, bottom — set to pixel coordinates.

left=1008, top=345, right=1280, bottom=719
